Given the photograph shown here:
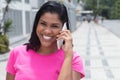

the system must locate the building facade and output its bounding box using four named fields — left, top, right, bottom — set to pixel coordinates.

left=0, top=0, right=32, bottom=44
